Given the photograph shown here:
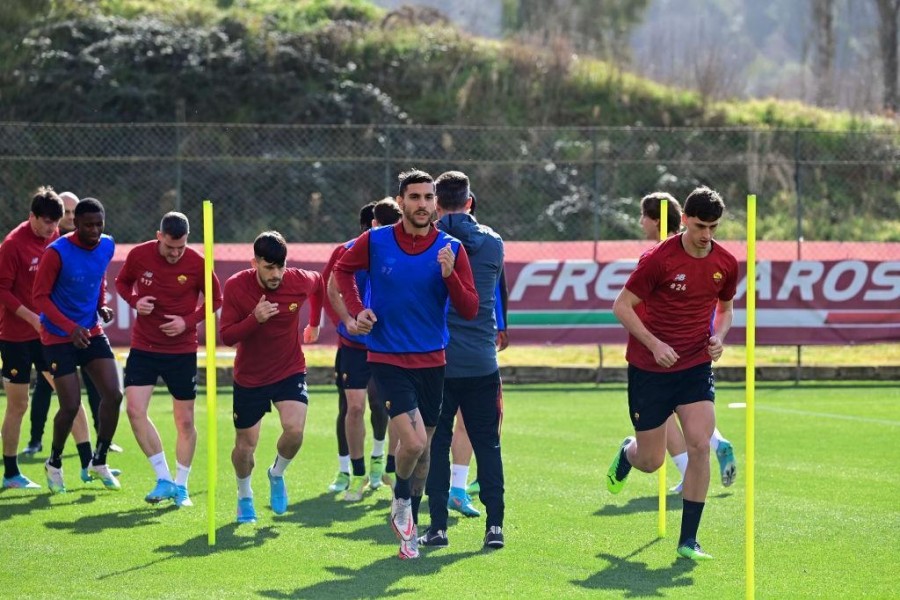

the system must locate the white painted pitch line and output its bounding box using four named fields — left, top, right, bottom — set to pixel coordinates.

left=728, top=402, right=747, bottom=408
left=755, top=405, right=900, bottom=427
